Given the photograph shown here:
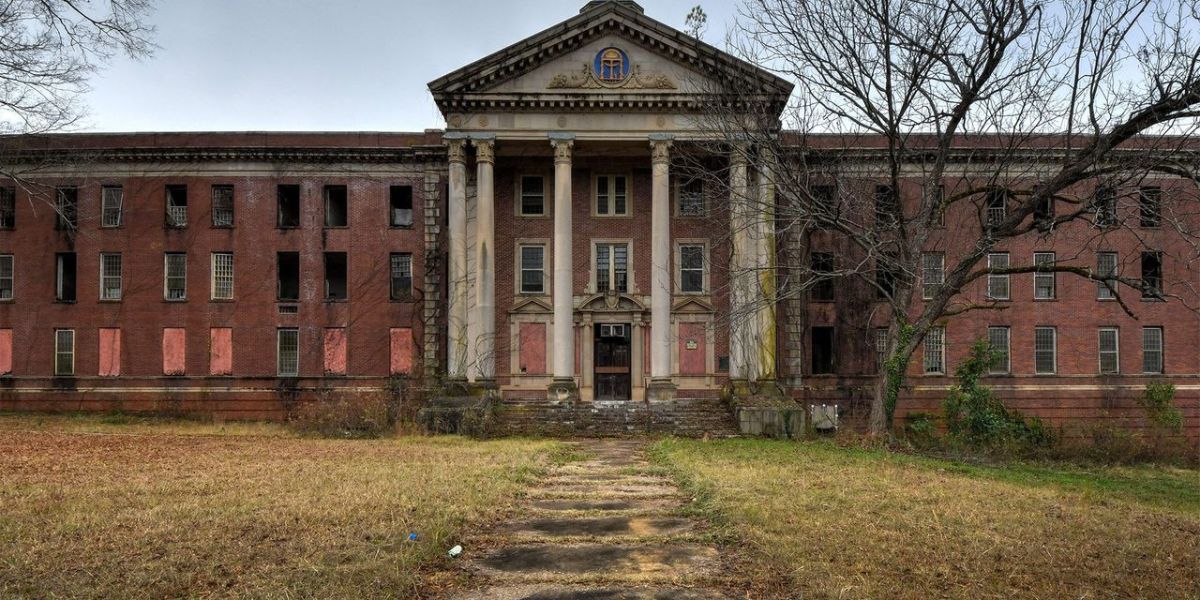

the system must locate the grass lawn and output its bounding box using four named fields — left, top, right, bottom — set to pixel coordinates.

left=652, top=438, right=1200, bottom=600
left=0, top=413, right=565, bottom=599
